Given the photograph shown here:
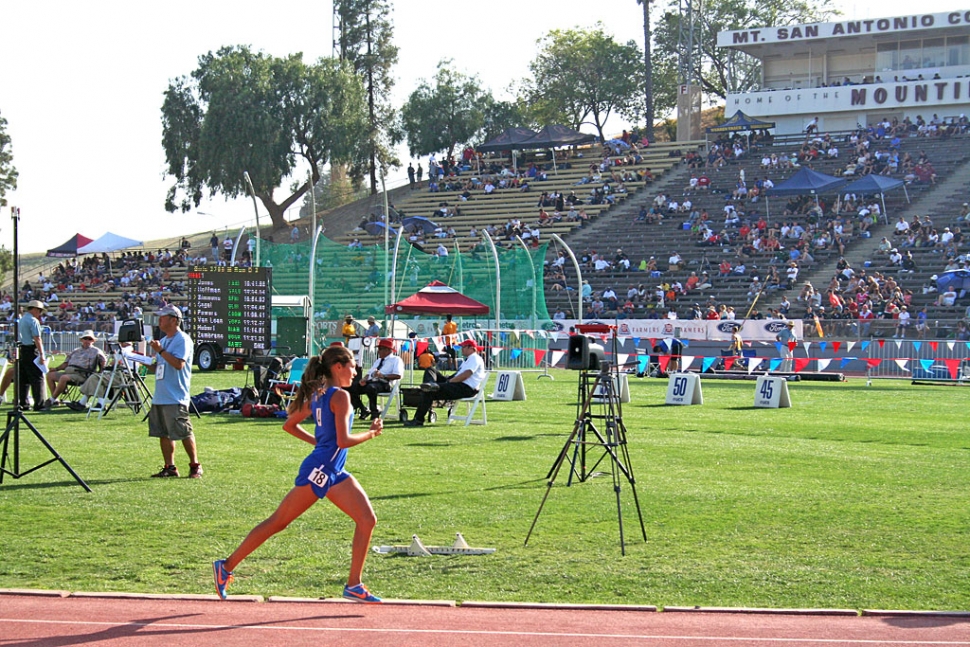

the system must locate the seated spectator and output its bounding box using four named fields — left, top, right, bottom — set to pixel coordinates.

left=43, top=330, right=107, bottom=409
left=939, top=285, right=958, bottom=306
